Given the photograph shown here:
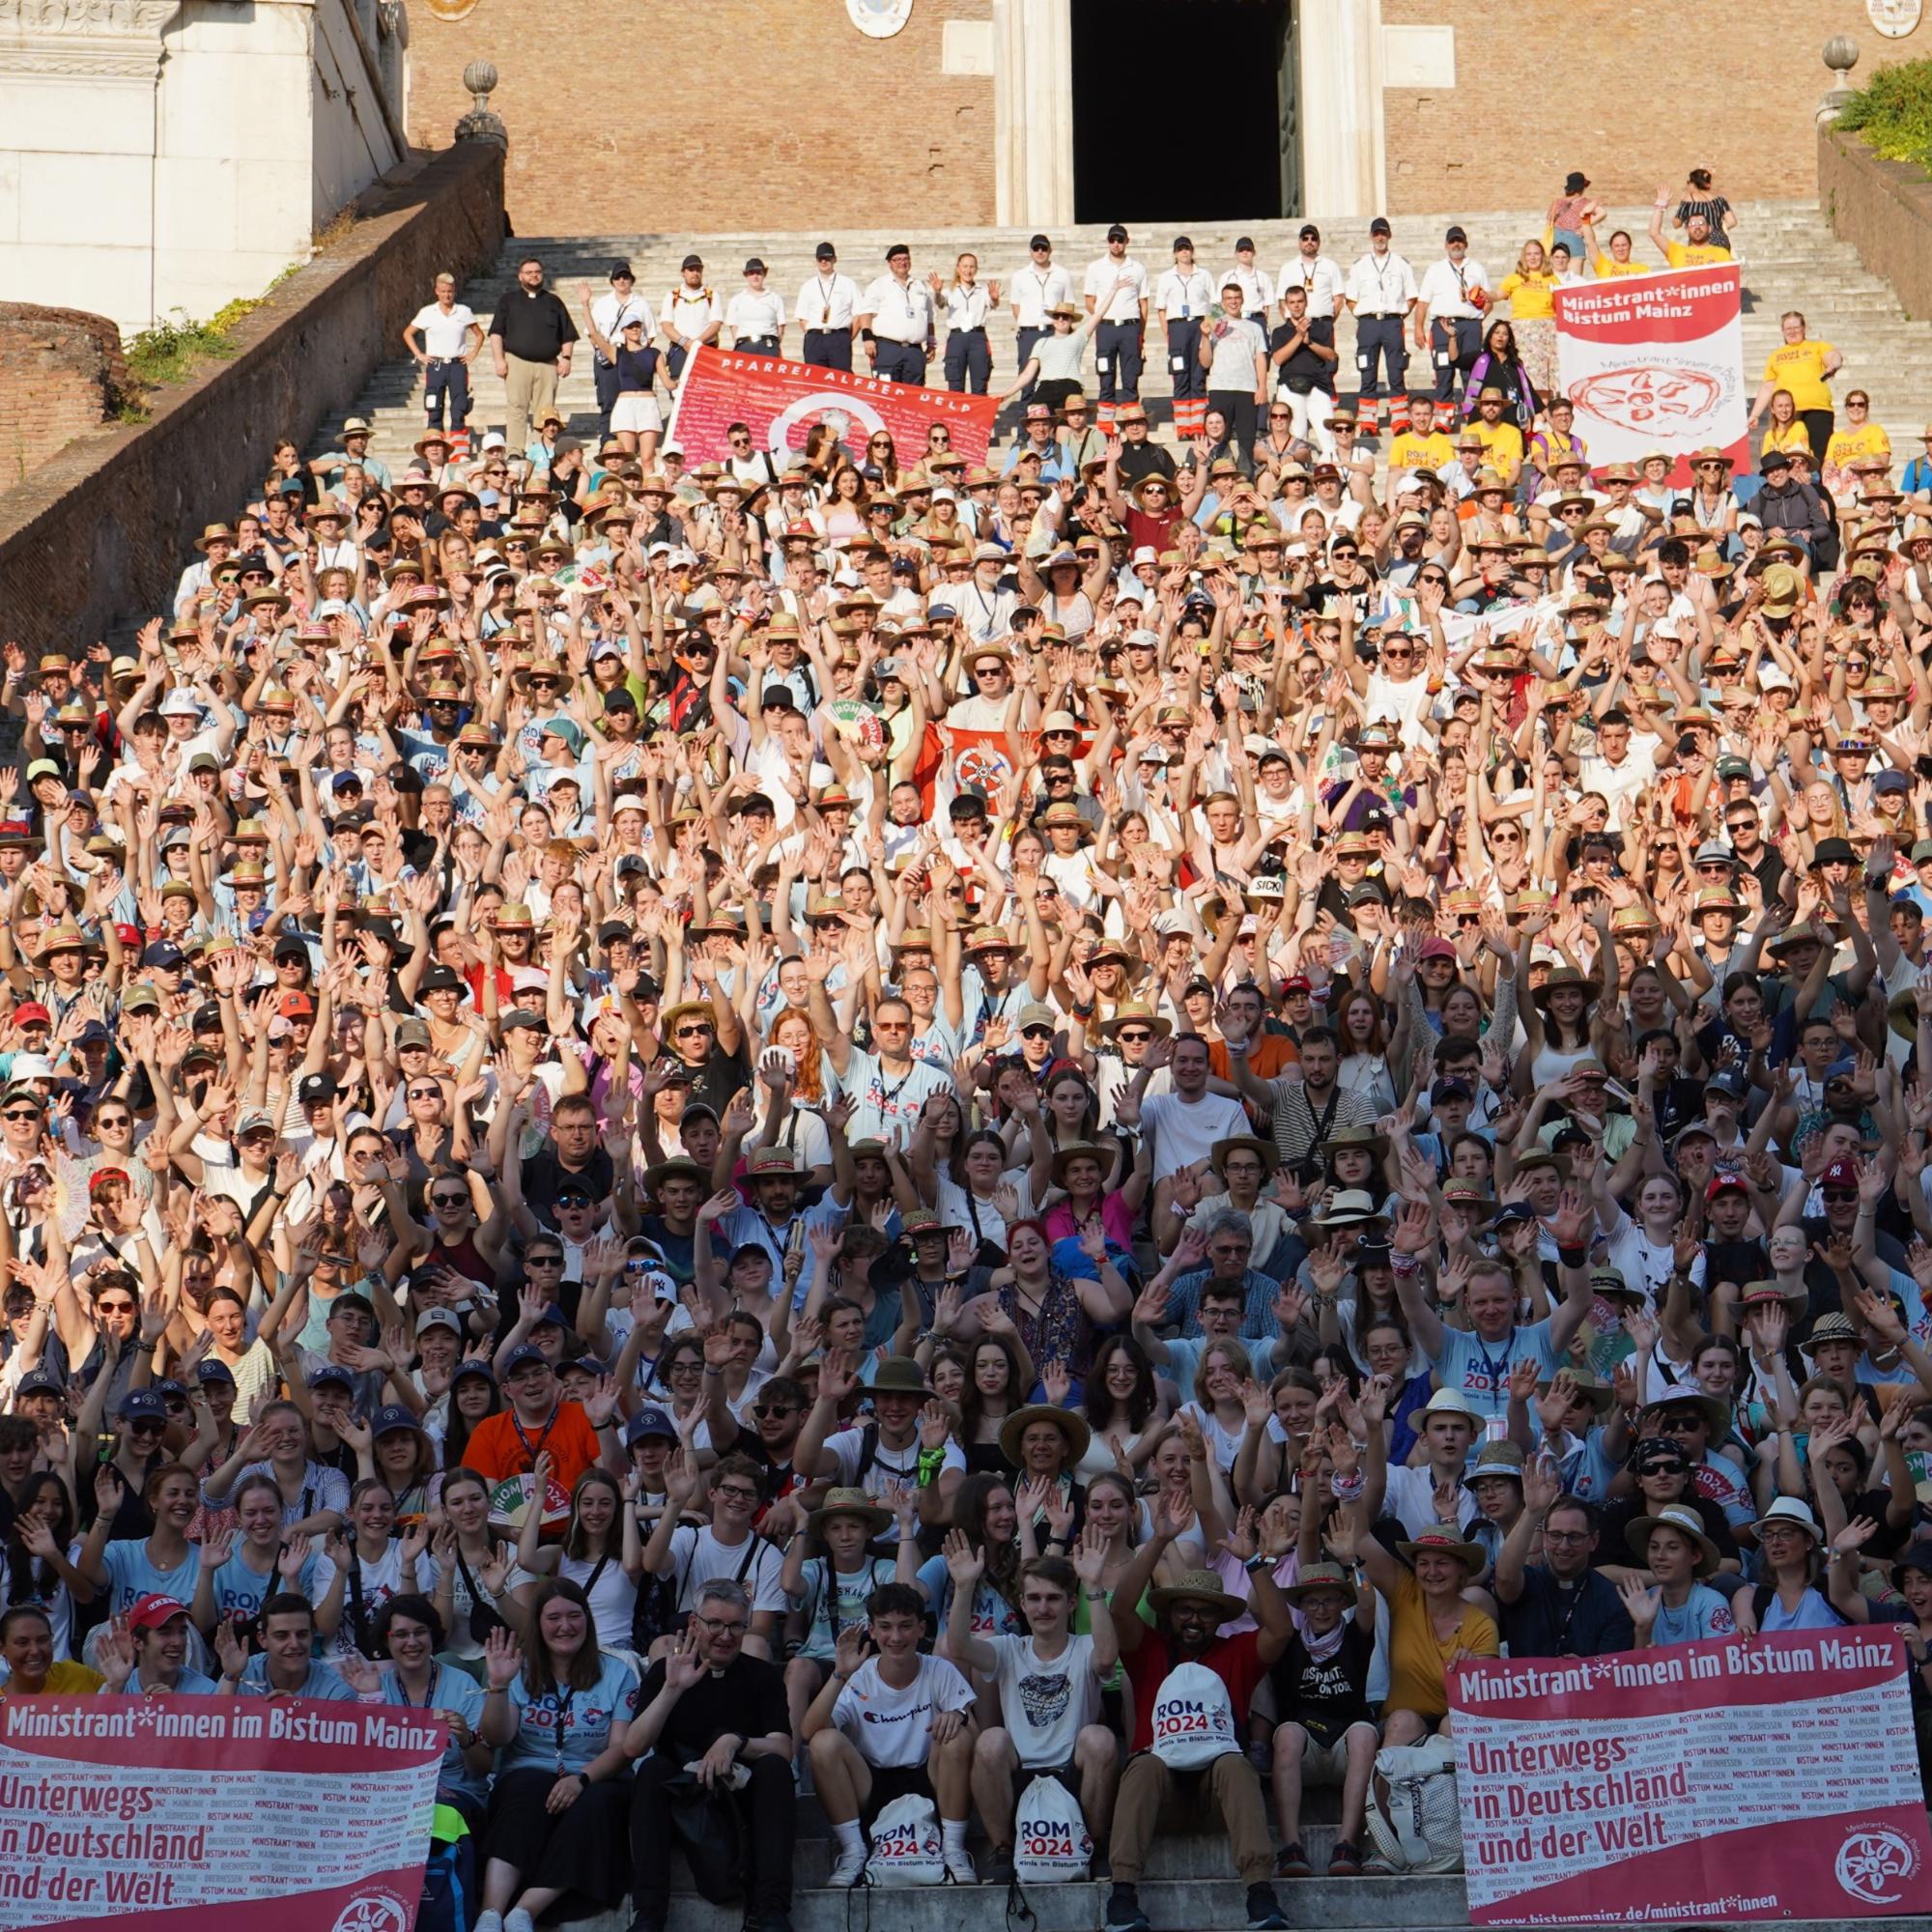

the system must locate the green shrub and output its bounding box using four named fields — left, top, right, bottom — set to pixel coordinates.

left=1839, top=57, right=1932, bottom=170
